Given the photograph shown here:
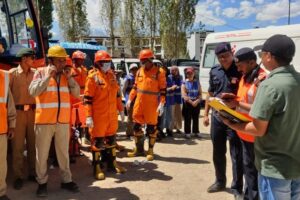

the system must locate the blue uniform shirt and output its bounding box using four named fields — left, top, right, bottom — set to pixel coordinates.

left=169, top=74, right=182, bottom=104
left=124, top=74, right=135, bottom=102
left=208, top=62, right=241, bottom=97
left=184, top=79, right=201, bottom=100
left=166, top=76, right=175, bottom=106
